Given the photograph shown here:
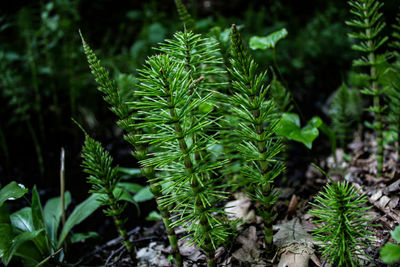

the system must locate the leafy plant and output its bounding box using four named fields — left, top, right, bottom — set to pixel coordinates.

left=0, top=182, right=101, bottom=266
left=228, top=24, right=284, bottom=255
left=346, top=0, right=388, bottom=175
left=380, top=225, right=400, bottom=264
left=310, top=166, right=373, bottom=266
left=80, top=133, right=136, bottom=262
